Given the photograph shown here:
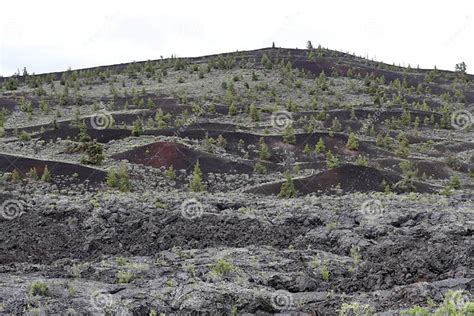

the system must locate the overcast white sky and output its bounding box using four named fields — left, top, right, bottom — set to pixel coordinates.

left=0, top=0, right=472, bottom=76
